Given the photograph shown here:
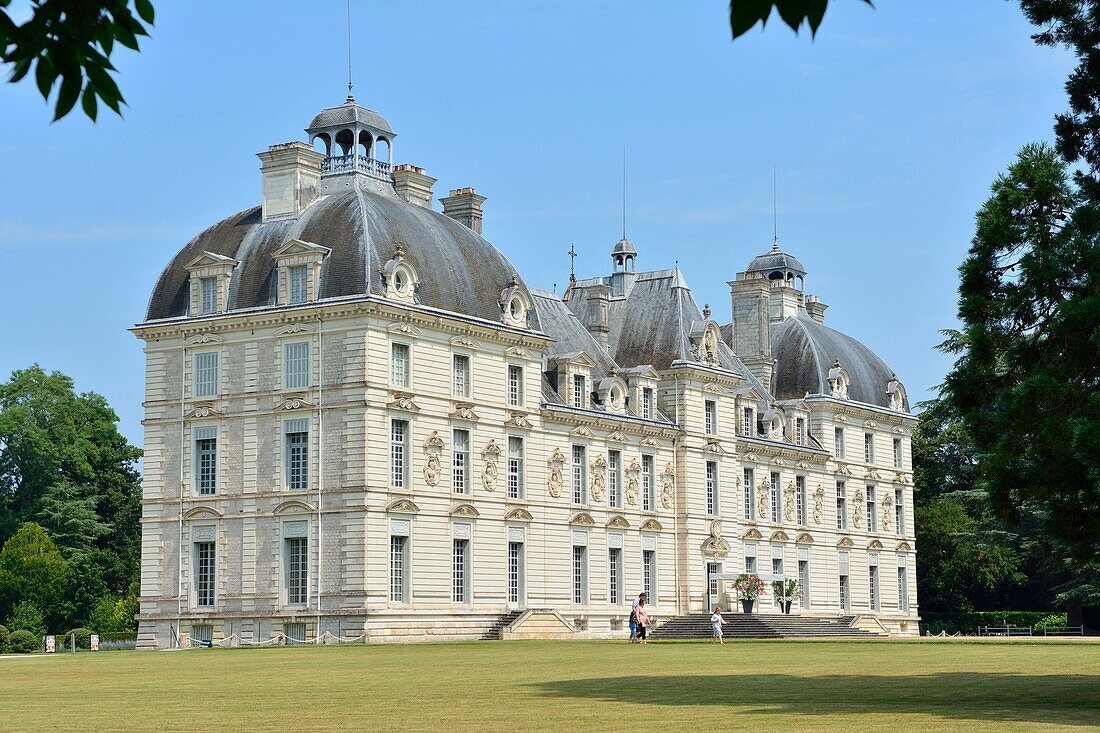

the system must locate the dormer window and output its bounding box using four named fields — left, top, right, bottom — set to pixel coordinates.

left=573, top=374, right=587, bottom=409
left=273, top=239, right=330, bottom=307
left=597, top=377, right=628, bottom=414
left=289, top=266, right=308, bottom=304
left=499, top=274, right=531, bottom=329
left=642, top=388, right=654, bottom=419
left=742, top=406, right=754, bottom=437
left=185, top=251, right=238, bottom=317
left=200, top=277, right=217, bottom=315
